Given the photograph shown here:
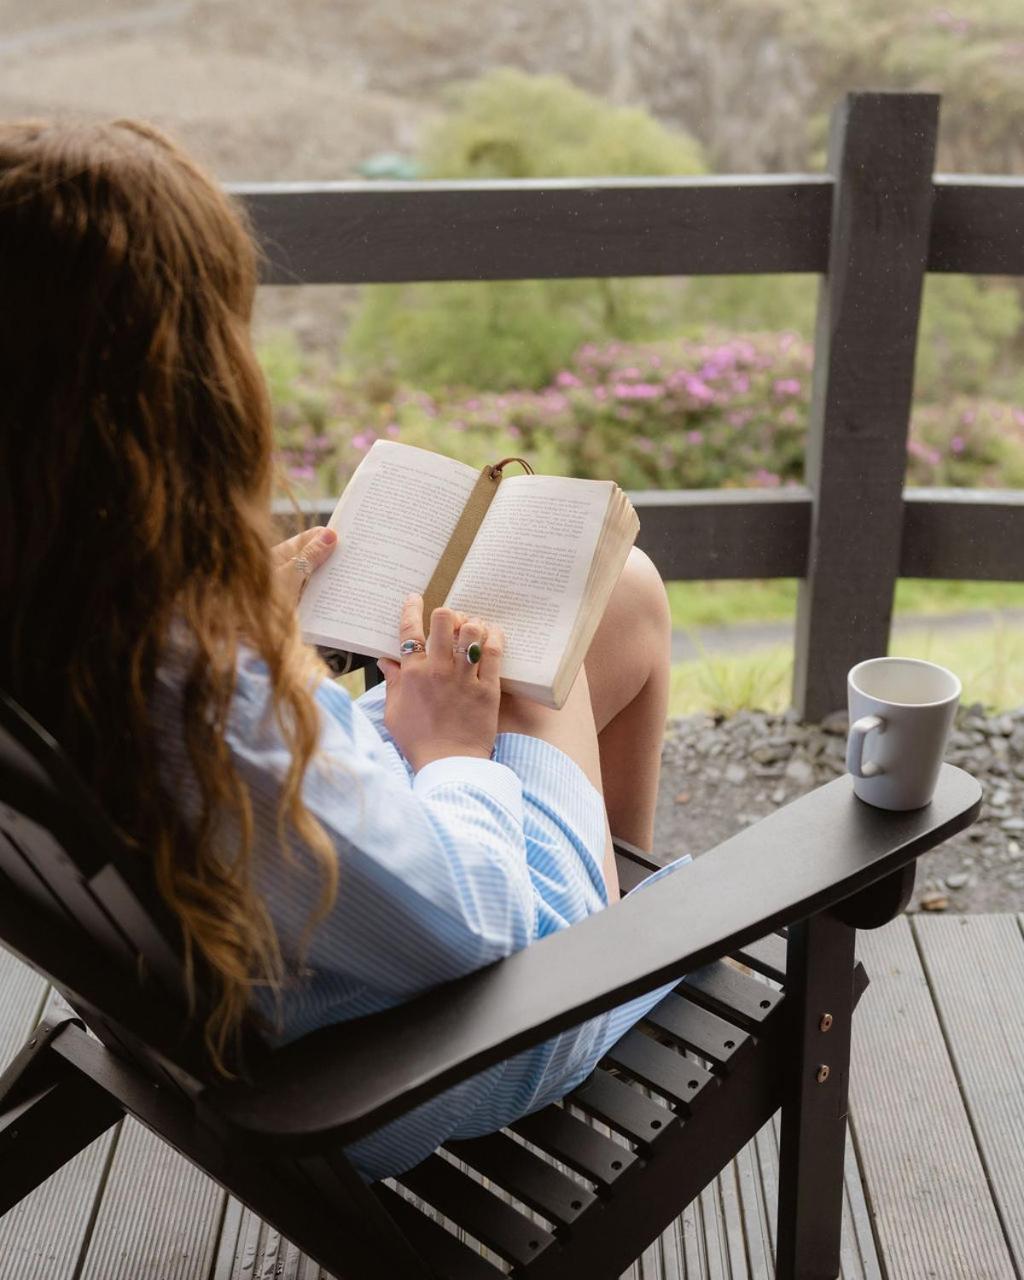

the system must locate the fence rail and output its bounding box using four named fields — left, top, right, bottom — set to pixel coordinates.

left=247, top=91, right=1024, bottom=719
left=234, top=174, right=1024, bottom=283
left=272, top=489, right=1024, bottom=584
